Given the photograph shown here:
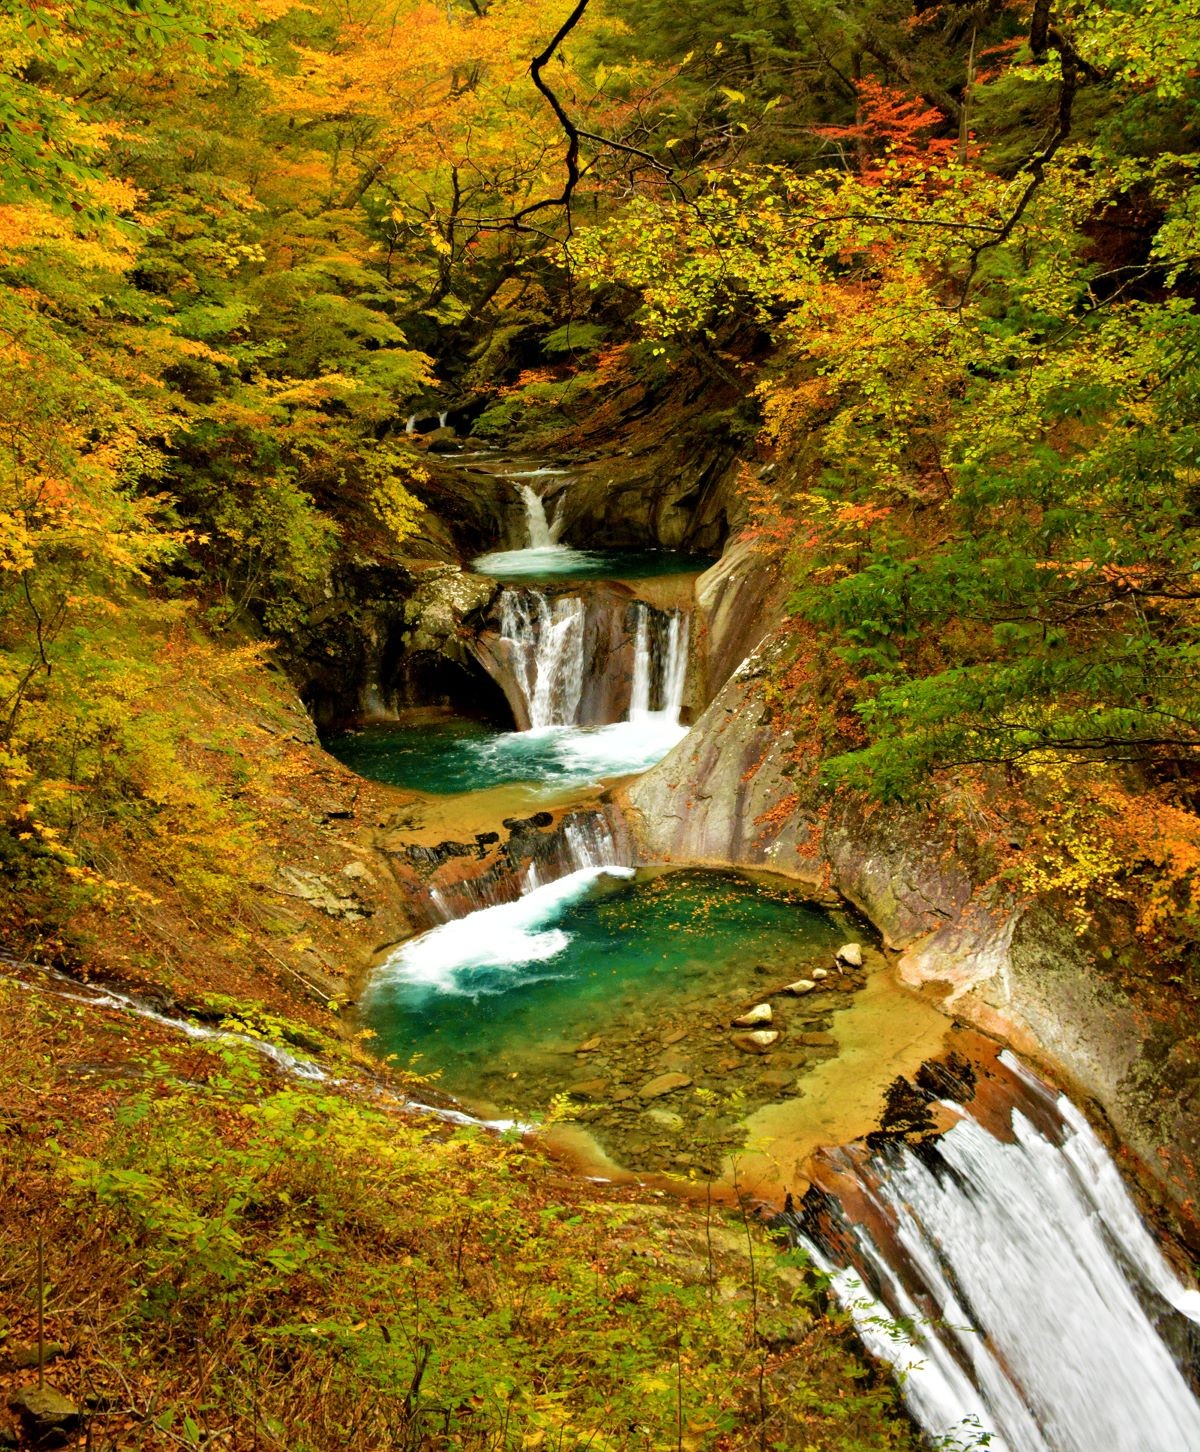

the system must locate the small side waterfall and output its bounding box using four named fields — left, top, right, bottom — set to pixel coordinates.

left=438, top=410, right=449, bottom=429
left=405, top=413, right=417, bottom=434
left=425, top=808, right=629, bottom=923
left=796, top=1051, right=1200, bottom=1452
left=521, top=810, right=626, bottom=892
left=629, top=602, right=689, bottom=722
